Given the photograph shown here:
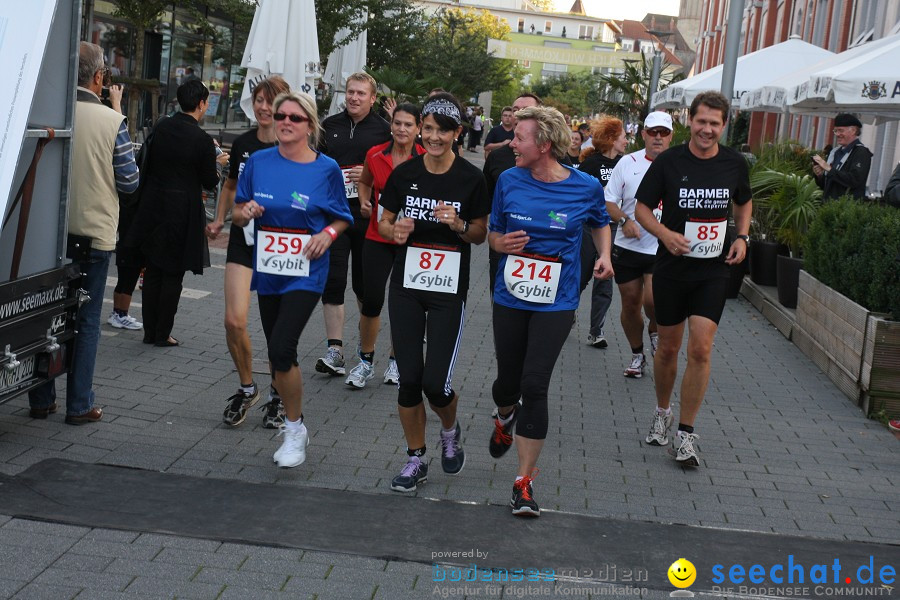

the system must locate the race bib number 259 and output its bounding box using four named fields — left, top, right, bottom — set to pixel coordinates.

left=256, top=230, right=310, bottom=277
